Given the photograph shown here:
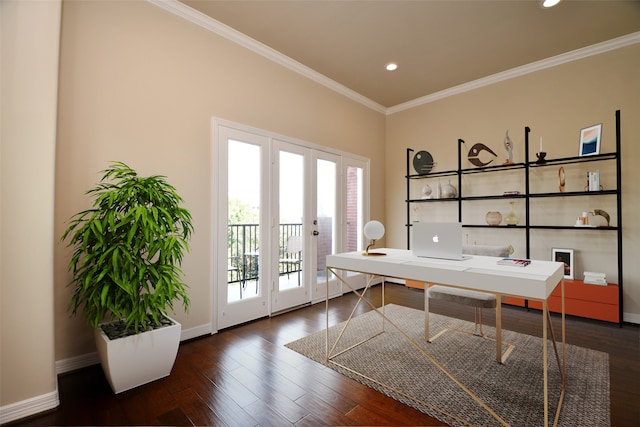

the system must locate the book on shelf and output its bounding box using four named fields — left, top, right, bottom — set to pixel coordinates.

left=587, top=169, right=600, bottom=191
left=584, top=271, right=608, bottom=286
left=497, top=258, right=531, bottom=267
